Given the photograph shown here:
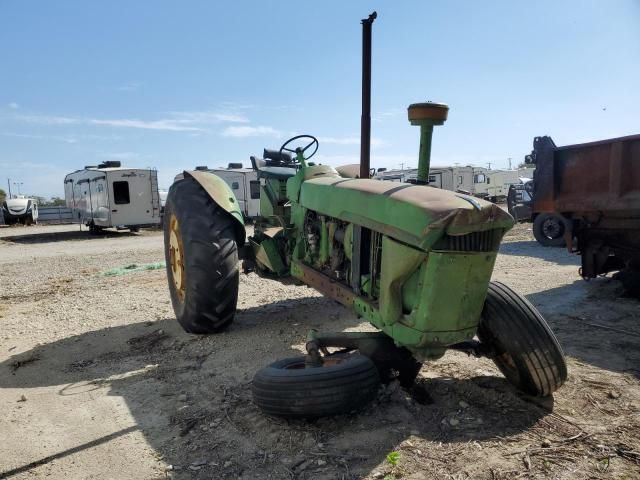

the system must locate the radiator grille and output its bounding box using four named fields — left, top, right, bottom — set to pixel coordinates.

left=434, top=229, right=502, bottom=252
